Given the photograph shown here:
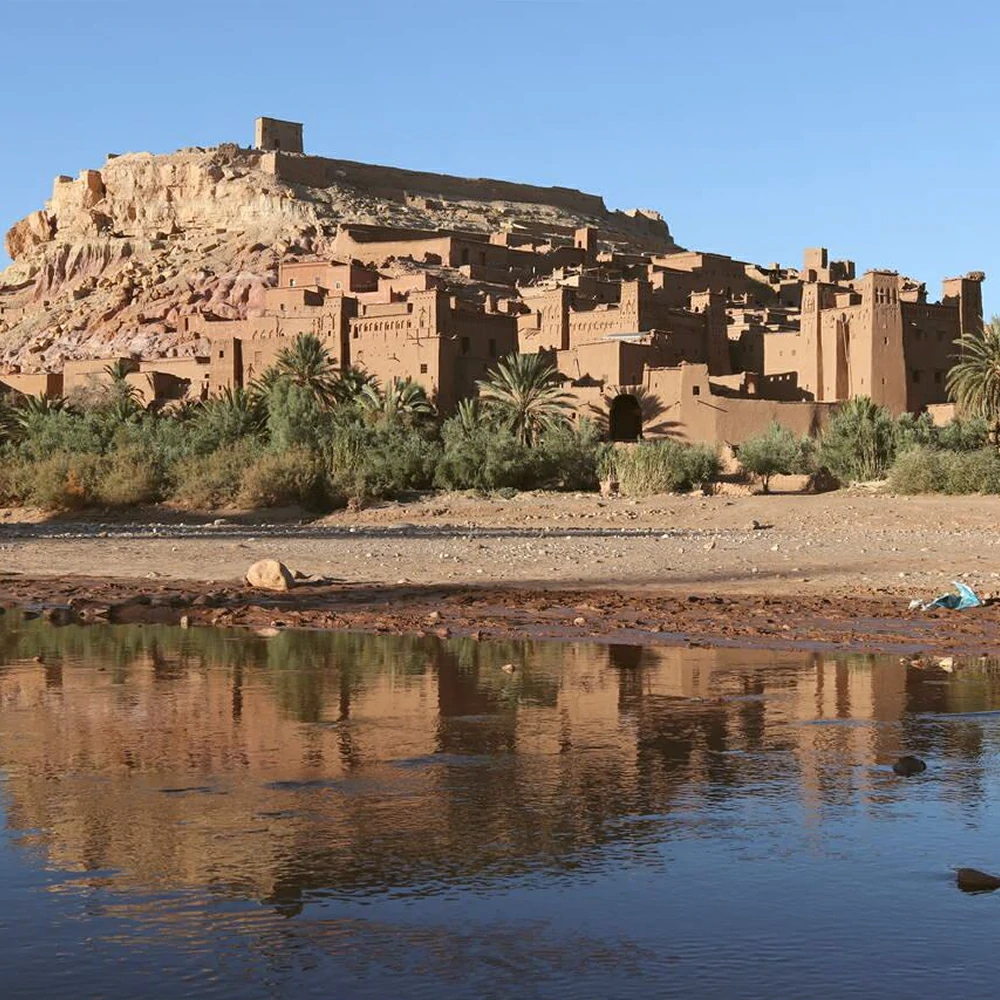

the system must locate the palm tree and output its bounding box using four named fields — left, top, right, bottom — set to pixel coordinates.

left=272, top=333, right=338, bottom=407
left=334, top=365, right=379, bottom=405
left=947, top=318, right=1000, bottom=447
left=477, top=352, right=574, bottom=446
left=360, top=377, right=436, bottom=424
left=193, top=386, right=266, bottom=446
left=11, top=393, right=69, bottom=433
